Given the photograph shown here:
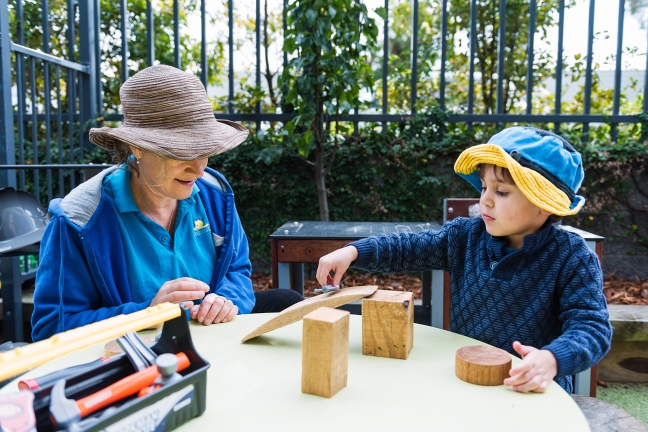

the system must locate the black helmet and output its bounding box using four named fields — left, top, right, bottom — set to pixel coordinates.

left=0, top=187, right=49, bottom=253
